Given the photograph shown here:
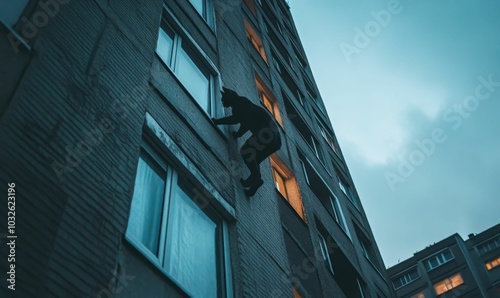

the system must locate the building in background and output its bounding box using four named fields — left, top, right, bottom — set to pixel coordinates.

left=387, top=223, right=500, bottom=298
left=0, top=0, right=393, bottom=297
